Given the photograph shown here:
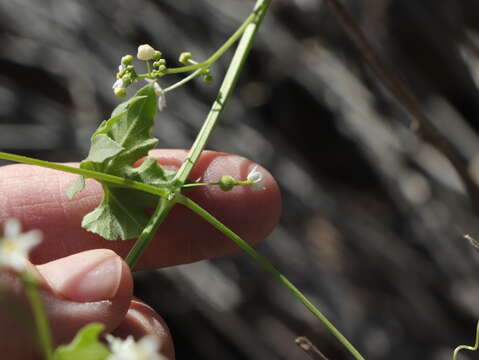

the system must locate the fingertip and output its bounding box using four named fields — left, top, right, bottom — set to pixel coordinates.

left=36, top=250, right=133, bottom=343
left=147, top=149, right=282, bottom=252
left=198, top=154, right=281, bottom=245
left=0, top=250, right=135, bottom=357
left=37, top=249, right=133, bottom=303
left=148, top=153, right=281, bottom=265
